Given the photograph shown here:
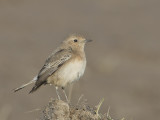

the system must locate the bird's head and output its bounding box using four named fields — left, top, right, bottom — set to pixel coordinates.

left=63, top=34, right=92, bottom=51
